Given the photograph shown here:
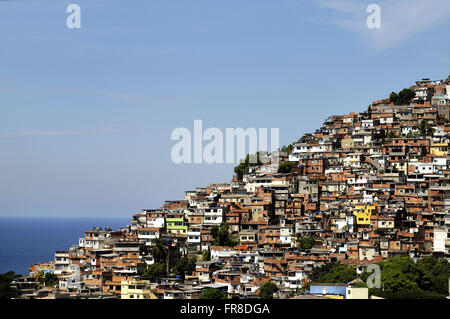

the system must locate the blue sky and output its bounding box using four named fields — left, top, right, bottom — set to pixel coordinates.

left=1, top=0, right=449, bottom=217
